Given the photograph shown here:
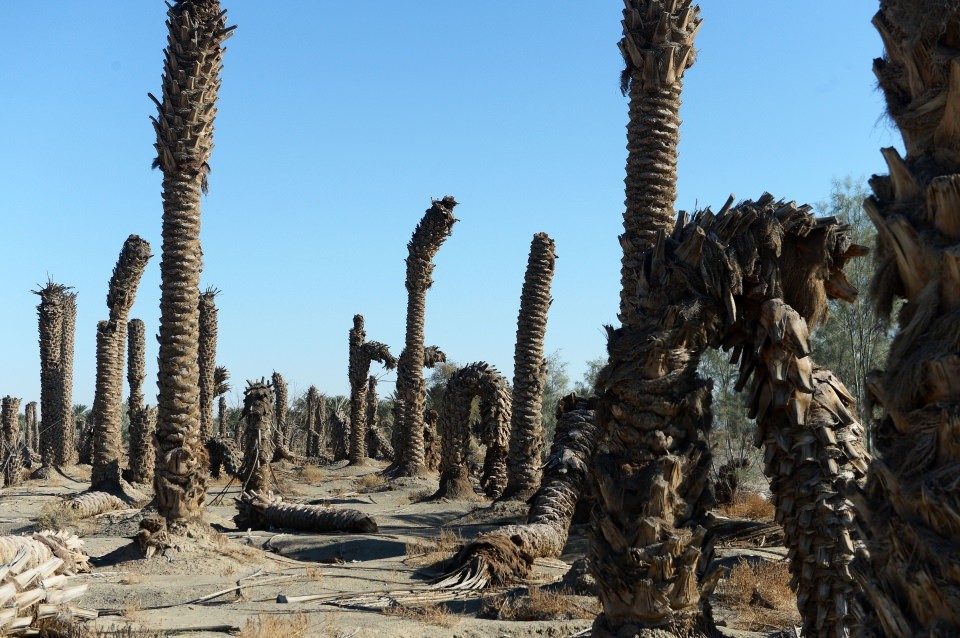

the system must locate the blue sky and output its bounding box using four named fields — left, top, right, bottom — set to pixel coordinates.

left=0, top=2, right=895, bottom=409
